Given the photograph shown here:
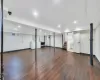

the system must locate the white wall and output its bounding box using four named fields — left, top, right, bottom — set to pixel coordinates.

left=0, top=20, right=41, bottom=52
left=55, top=34, right=62, bottom=48
left=37, top=36, right=41, bottom=48
left=80, top=31, right=90, bottom=54
left=45, top=34, right=62, bottom=48
left=94, top=26, right=100, bottom=61
left=73, top=31, right=90, bottom=54
left=0, top=32, right=41, bottom=52
left=40, top=35, right=44, bottom=42
left=51, top=35, right=54, bottom=47
left=45, top=36, right=50, bottom=46
left=3, top=33, right=32, bottom=51
left=65, top=30, right=90, bottom=54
